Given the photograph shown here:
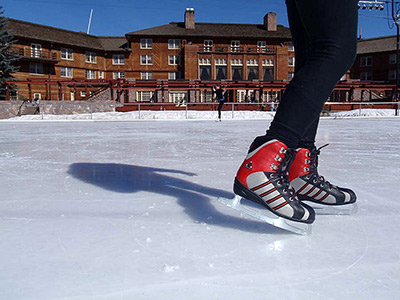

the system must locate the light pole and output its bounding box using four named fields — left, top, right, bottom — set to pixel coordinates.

left=359, top=0, right=400, bottom=115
